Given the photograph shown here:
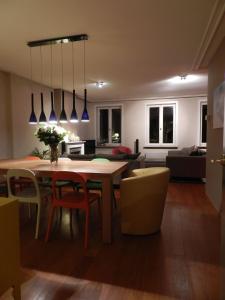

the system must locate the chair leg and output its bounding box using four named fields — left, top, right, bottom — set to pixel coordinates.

left=35, top=203, right=41, bottom=239
left=28, top=202, right=31, bottom=218
left=58, top=186, right=62, bottom=198
left=84, top=209, right=90, bottom=249
left=59, top=207, right=63, bottom=222
left=45, top=205, right=55, bottom=242
left=70, top=208, right=73, bottom=237
left=97, top=197, right=102, bottom=221
left=113, top=190, right=117, bottom=209
left=12, top=284, right=21, bottom=300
